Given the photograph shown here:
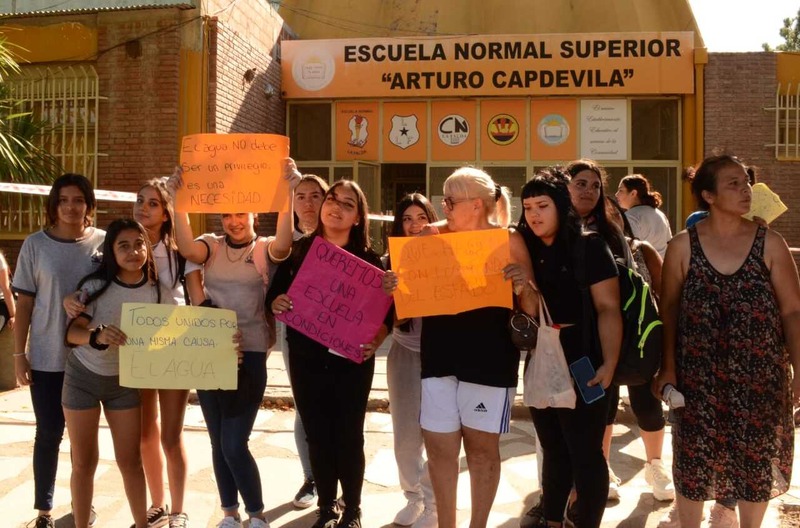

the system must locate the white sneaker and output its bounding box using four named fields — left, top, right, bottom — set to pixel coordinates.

left=216, top=516, right=243, bottom=528
left=657, top=504, right=680, bottom=528
left=645, top=459, right=676, bottom=501
left=707, top=503, right=739, bottom=528
left=411, top=508, right=438, bottom=528
left=393, top=499, right=424, bottom=526
left=608, top=467, right=621, bottom=500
